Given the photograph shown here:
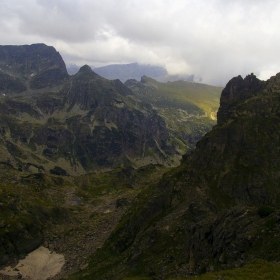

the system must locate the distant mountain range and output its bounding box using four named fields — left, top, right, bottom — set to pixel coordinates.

left=67, top=62, right=195, bottom=83
left=0, top=44, right=221, bottom=176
